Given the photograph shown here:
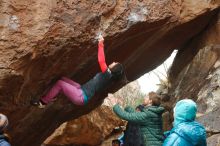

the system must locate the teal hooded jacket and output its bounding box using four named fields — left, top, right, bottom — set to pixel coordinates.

left=163, top=99, right=207, bottom=146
